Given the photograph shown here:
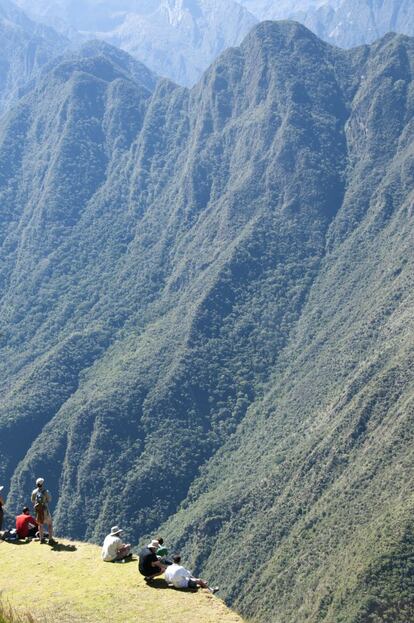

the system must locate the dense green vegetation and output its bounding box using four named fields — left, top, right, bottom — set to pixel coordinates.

left=0, top=20, right=413, bottom=623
